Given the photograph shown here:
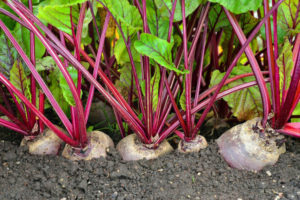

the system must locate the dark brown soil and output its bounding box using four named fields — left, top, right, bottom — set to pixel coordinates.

left=0, top=126, right=300, bottom=200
